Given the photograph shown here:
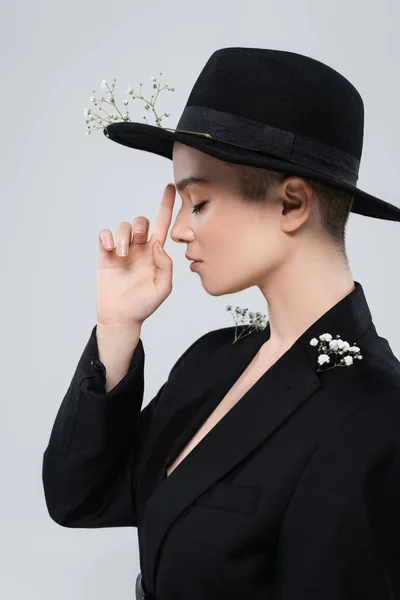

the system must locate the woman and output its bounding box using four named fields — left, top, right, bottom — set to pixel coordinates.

left=42, top=48, right=400, bottom=599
